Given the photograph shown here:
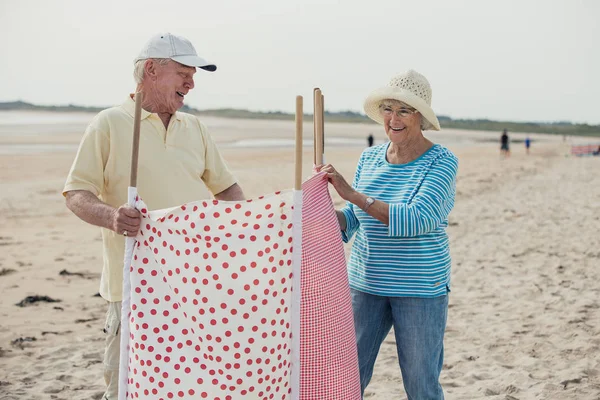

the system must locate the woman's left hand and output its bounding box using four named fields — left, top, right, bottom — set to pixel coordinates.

left=315, top=164, right=355, bottom=200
